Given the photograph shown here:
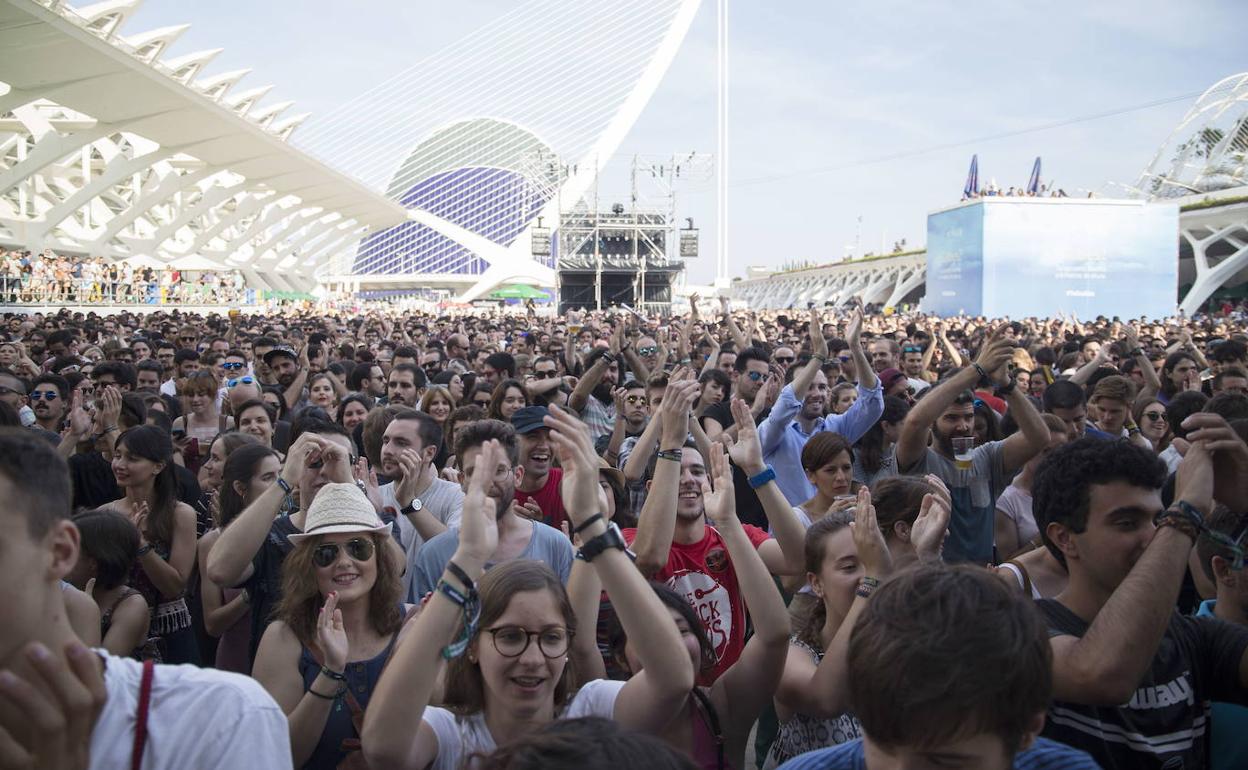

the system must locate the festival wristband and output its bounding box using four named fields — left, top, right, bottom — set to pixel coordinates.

left=445, top=560, right=476, bottom=593
left=747, top=466, right=777, bottom=489
left=656, top=449, right=683, bottom=463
